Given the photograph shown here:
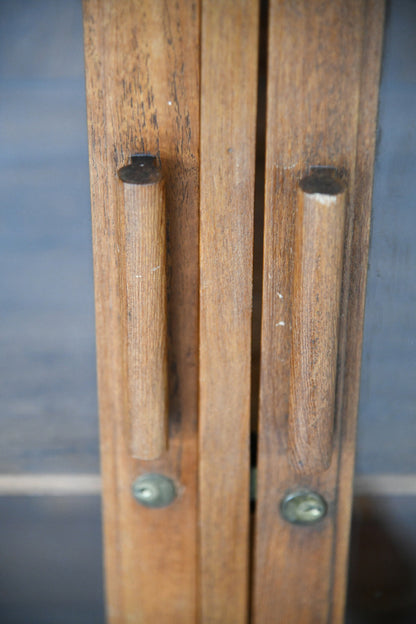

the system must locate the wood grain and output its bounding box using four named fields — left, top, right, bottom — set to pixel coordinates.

left=199, top=1, right=259, bottom=621
left=253, top=1, right=385, bottom=622
left=119, top=156, right=167, bottom=460
left=289, top=171, right=346, bottom=474
left=83, top=1, right=199, bottom=621
left=331, top=4, right=386, bottom=619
